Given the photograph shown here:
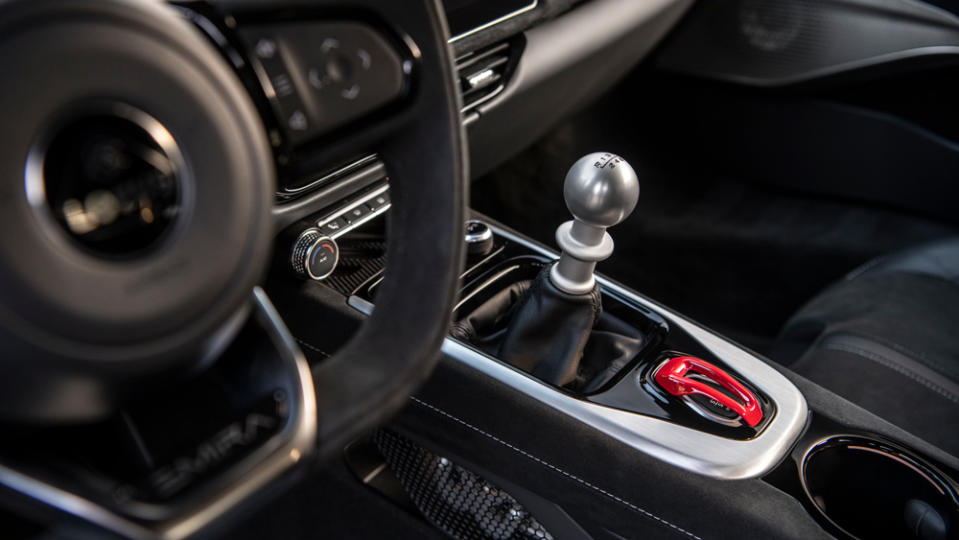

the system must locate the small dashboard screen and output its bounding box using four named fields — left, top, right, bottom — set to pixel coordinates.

left=443, top=0, right=537, bottom=39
